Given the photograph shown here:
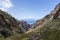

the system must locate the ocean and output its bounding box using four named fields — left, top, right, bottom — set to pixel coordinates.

left=22, top=19, right=36, bottom=24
